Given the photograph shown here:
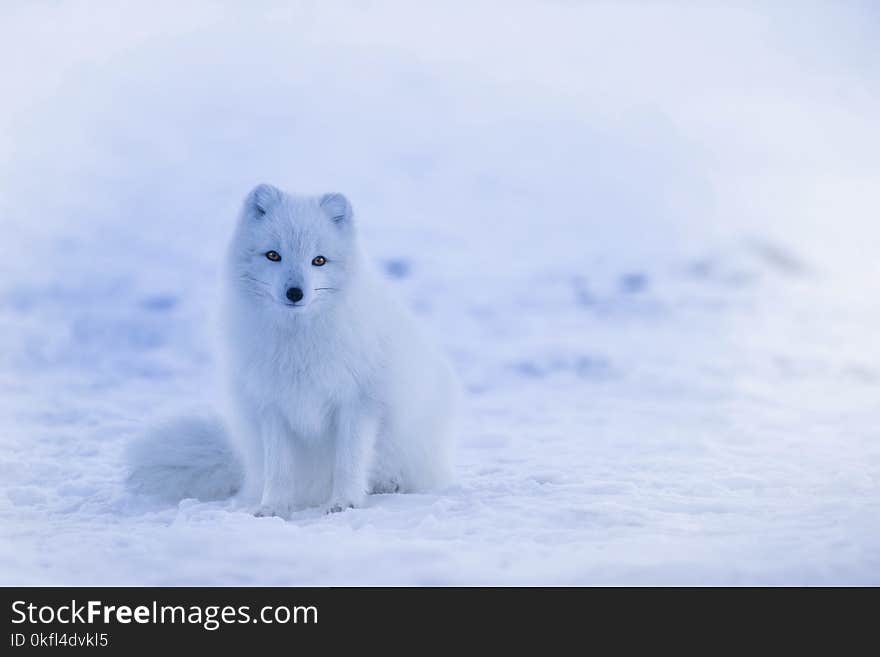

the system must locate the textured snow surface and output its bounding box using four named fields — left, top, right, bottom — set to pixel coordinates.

left=1, top=1, right=879, bottom=585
